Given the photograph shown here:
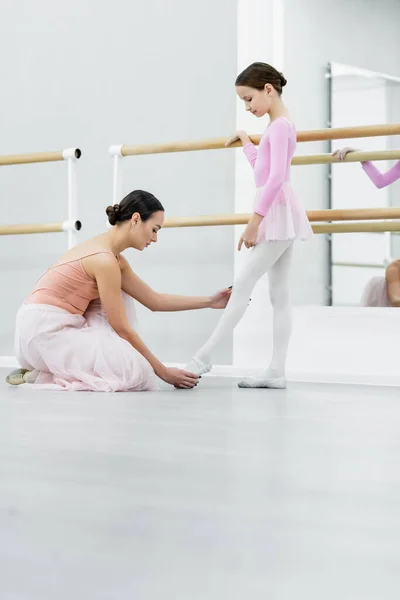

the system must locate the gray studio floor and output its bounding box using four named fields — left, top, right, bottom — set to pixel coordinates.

left=1, top=369, right=400, bottom=600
